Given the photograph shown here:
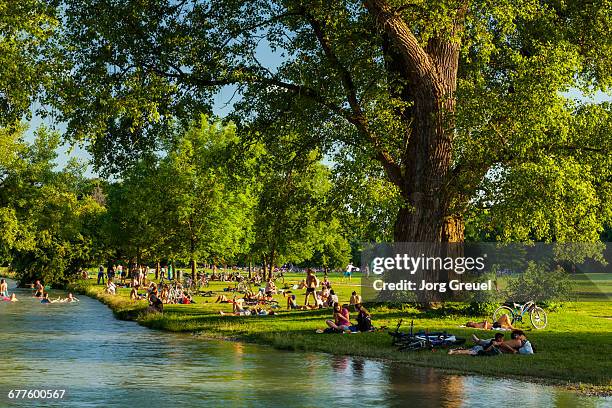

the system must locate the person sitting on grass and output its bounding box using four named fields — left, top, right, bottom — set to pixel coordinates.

left=326, top=289, right=338, bottom=307
left=355, top=304, right=374, bottom=332
left=287, top=294, right=299, bottom=310
left=265, top=279, right=277, bottom=295
left=350, top=291, right=362, bottom=306
left=465, top=313, right=514, bottom=330
left=159, top=285, right=169, bottom=303
left=323, top=303, right=352, bottom=332
left=180, top=292, right=195, bottom=304
left=105, top=280, right=116, bottom=295
left=448, top=332, right=505, bottom=355
left=130, top=287, right=145, bottom=301
left=295, top=279, right=307, bottom=290
left=318, top=287, right=330, bottom=304
left=148, top=293, right=163, bottom=313
left=321, top=276, right=331, bottom=290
